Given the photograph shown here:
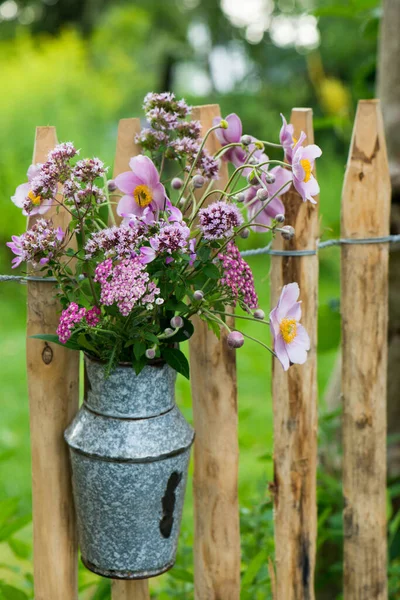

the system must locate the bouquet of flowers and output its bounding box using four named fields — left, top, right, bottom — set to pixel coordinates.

left=7, top=93, right=321, bottom=377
